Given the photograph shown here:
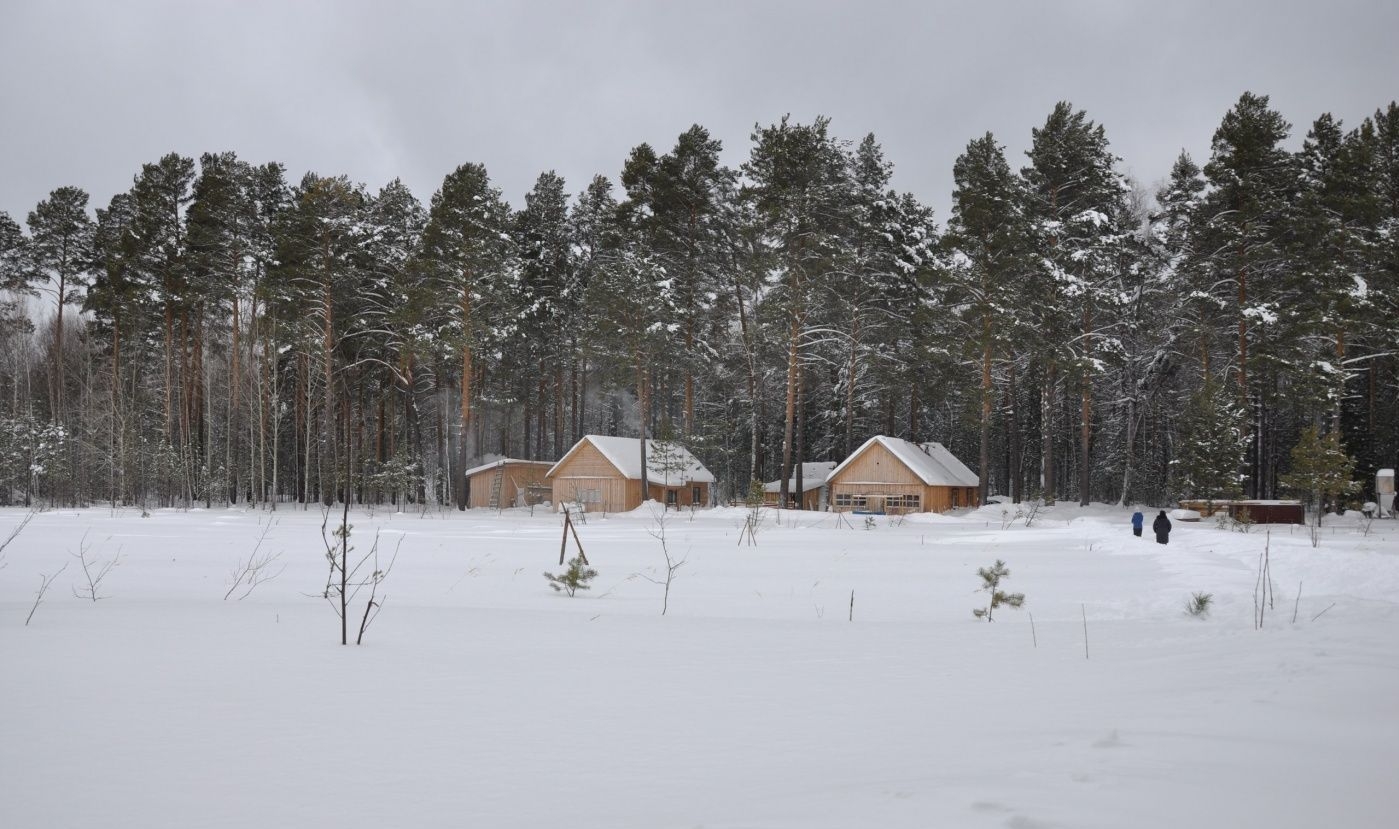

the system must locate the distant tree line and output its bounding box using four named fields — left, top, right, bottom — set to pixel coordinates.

left=1, top=92, right=1395, bottom=510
